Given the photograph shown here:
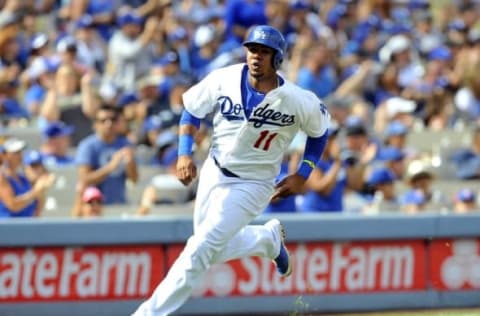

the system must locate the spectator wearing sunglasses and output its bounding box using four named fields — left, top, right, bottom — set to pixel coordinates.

left=75, top=105, right=138, bottom=204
